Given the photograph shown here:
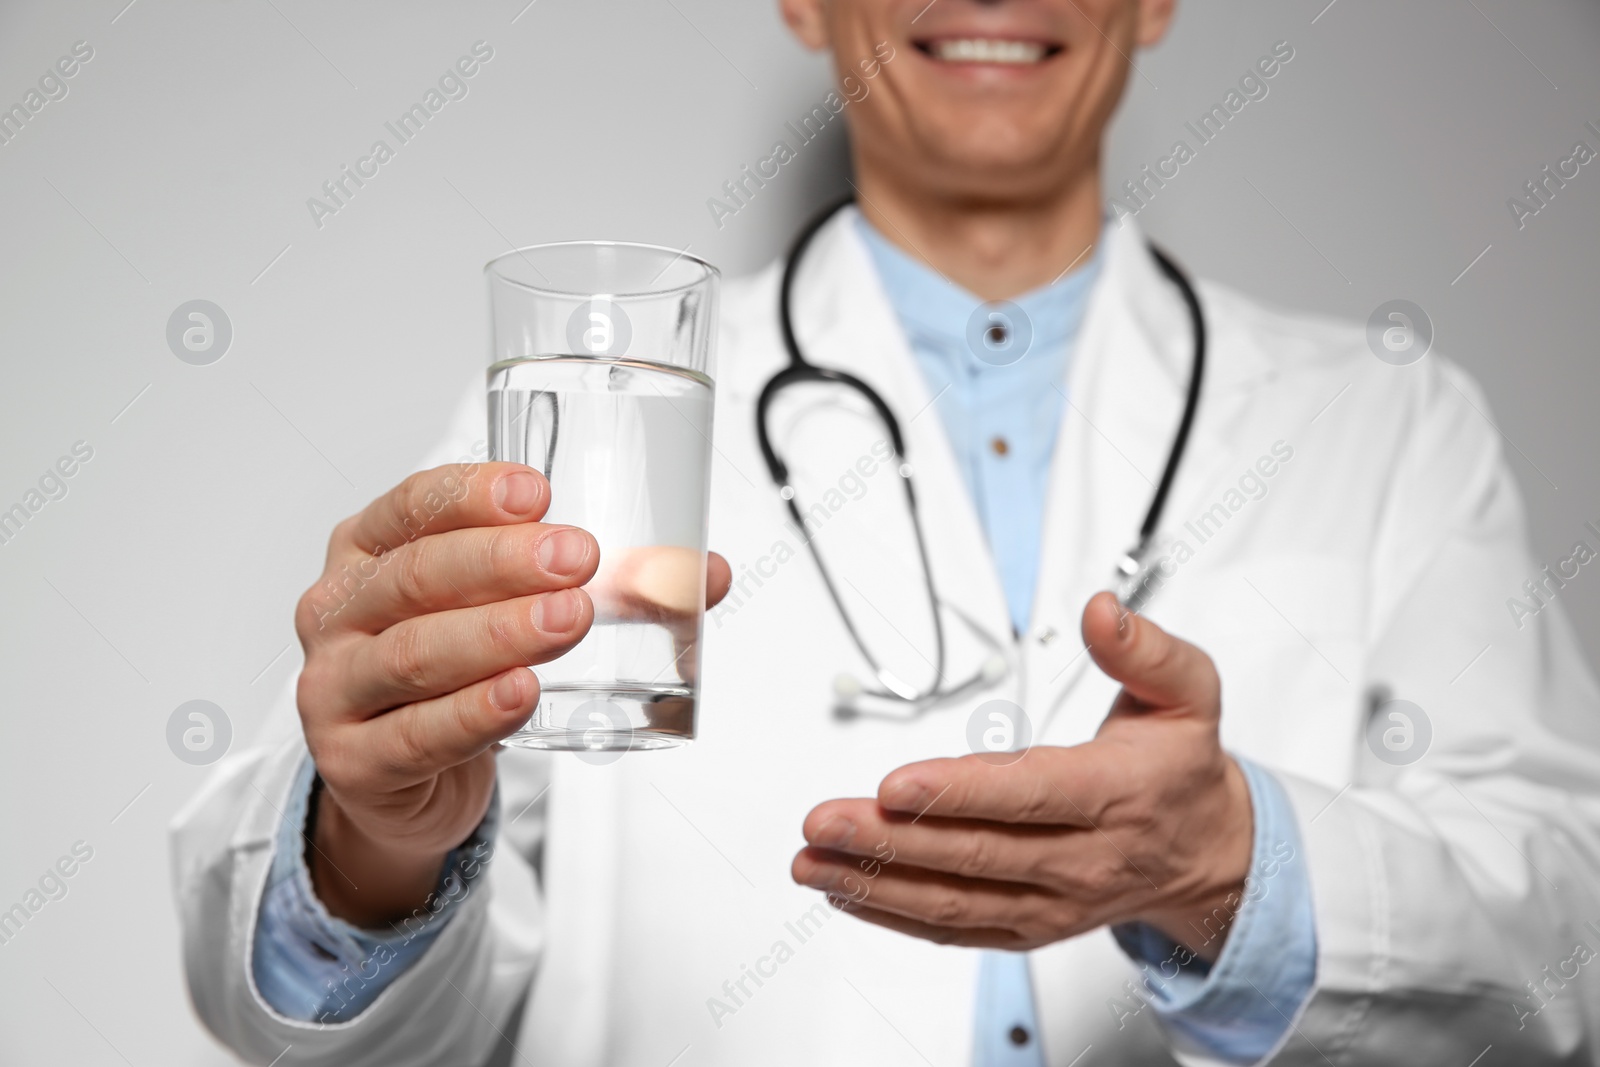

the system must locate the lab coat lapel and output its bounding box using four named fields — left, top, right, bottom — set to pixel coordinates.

left=1026, top=220, right=1281, bottom=742
left=790, top=209, right=1015, bottom=668
left=1026, top=220, right=1192, bottom=740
